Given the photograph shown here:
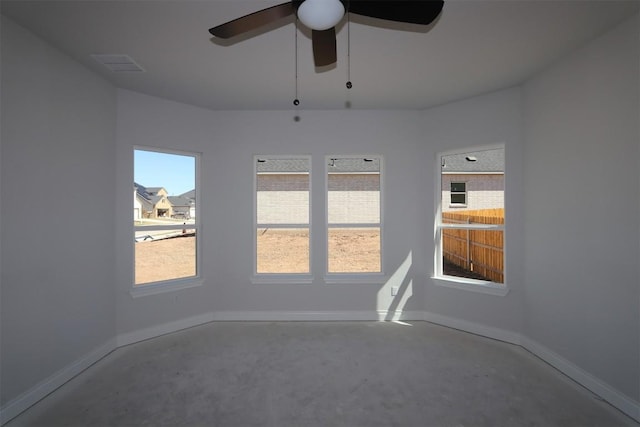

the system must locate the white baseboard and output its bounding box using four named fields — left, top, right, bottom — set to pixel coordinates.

left=116, top=312, right=215, bottom=347
left=377, top=310, right=425, bottom=322
left=520, top=336, right=640, bottom=422
left=211, top=310, right=375, bottom=321
left=422, top=311, right=522, bottom=345
left=210, top=310, right=424, bottom=322
left=0, top=338, right=117, bottom=426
